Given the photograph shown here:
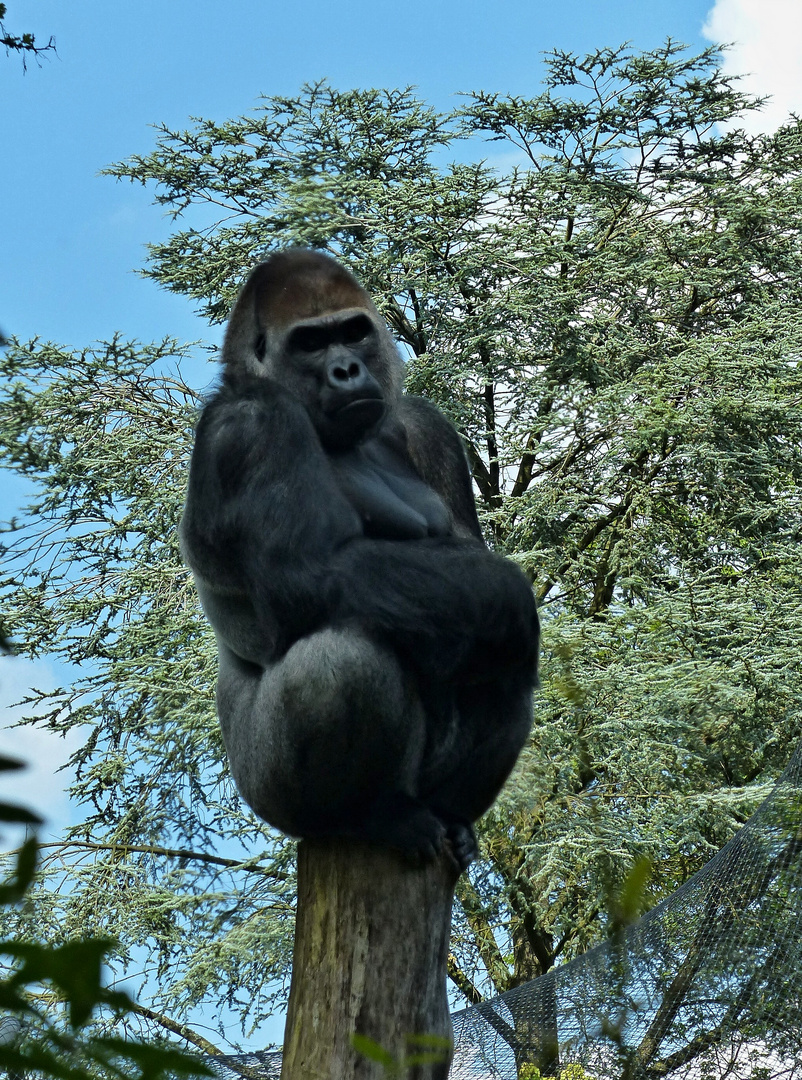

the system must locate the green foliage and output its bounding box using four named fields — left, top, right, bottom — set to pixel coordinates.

left=351, top=1033, right=451, bottom=1076
left=607, top=857, right=653, bottom=931
left=2, top=39, right=802, bottom=1064
left=1, top=937, right=130, bottom=1027
left=519, top=1064, right=595, bottom=1080
left=0, top=762, right=211, bottom=1078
